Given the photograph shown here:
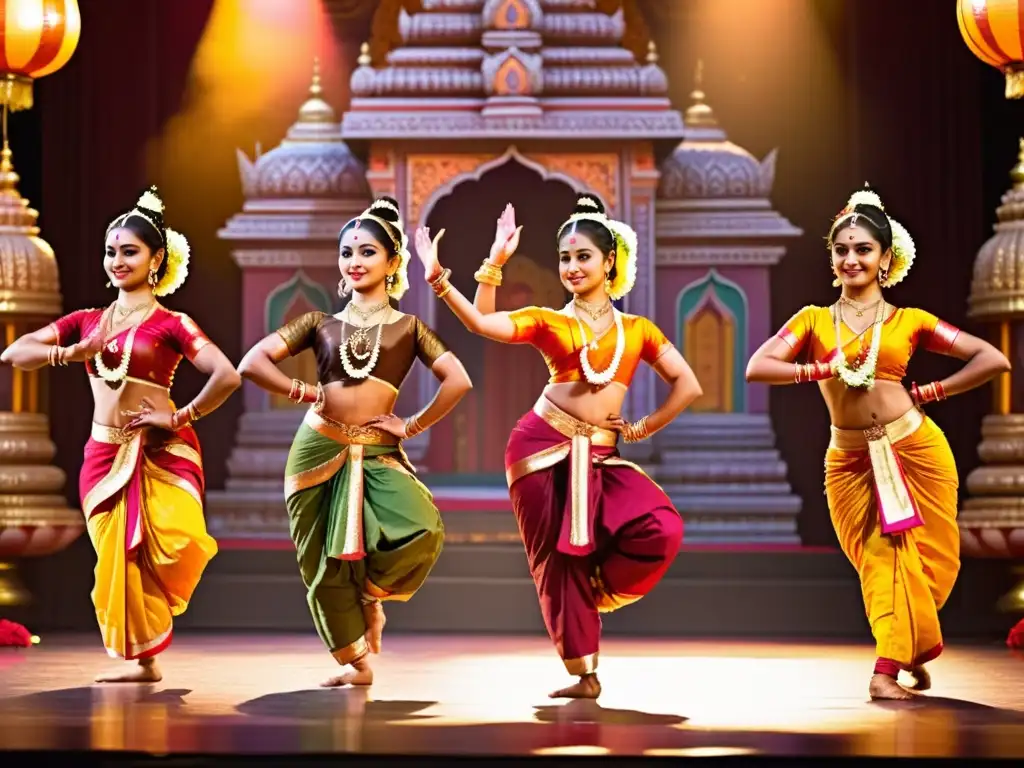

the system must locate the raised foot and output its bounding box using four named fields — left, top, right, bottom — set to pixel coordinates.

left=363, top=600, right=386, bottom=654
left=321, top=657, right=374, bottom=688
left=549, top=673, right=601, bottom=699
left=869, top=673, right=915, bottom=700
left=907, top=665, right=931, bottom=691
left=95, top=660, right=162, bottom=684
